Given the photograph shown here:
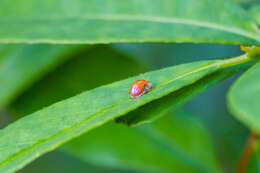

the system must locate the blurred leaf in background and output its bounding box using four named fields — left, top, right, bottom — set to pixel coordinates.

left=63, top=111, right=220, bottom=173
left=20, top=149, right=134, bottom=173
left=0, top=44, right=85, bottom=109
